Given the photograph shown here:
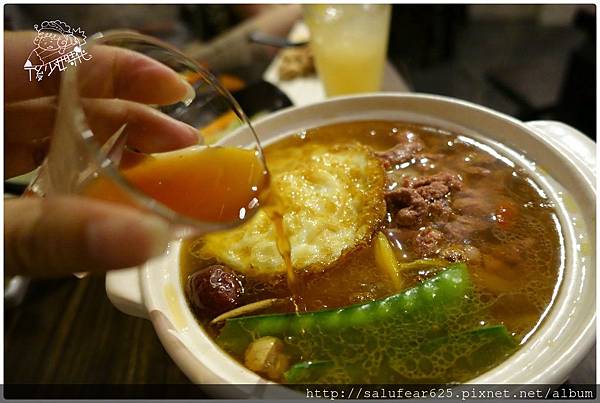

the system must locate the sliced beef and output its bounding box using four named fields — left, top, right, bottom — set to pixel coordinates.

left=386, top=227, right=443, bottom=258
left=388, top=188, right=427, bottom=226
left=465, top=151, right=497, bottom=166
left=444, top=215, right=490, bottom=240
left=461, top=151, right=496, bottom=177
left=462, top=165, right=491, bottom=176
left=415, top=227, right=444, bottom=256
left=413, top=153, right=445, bottom=173
left=453, top=188, right=496, bottom=216
left=411, top=172, right=462, bottom=198
left=386, top=171, right=462, bottom=227
left=375, top=132, right=424, bottom=168
left=376, top=141, right=423, bottom=168
left=418, top=152, right=445, bottom=161
left=440, top=244, right=482, bottom=265
left=385, top=228, right=417, bottom=248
